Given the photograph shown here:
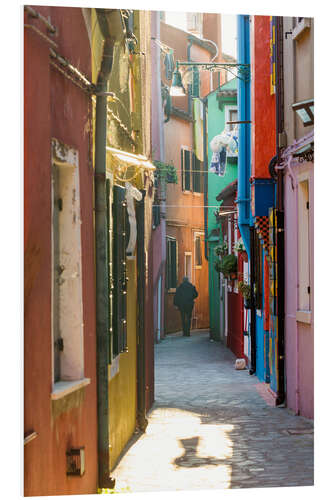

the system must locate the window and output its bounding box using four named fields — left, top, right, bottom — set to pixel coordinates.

left=181, top=148, right=191, bottom=191
left=184, top=253, right=192, bottom=281
left=298, top=179, right=310, bottom=311
left=195, top=235, right=202, bottom=267
left=152, top=204, right=161, bottom=229
left=229, top=109, right=238, bottom=131
left=225, top=105, right=238, bottom=132
left=192, top=152, right=203, bottom=193
left=51, top=139, right=84, bottom=384
left=166, top=237, right=178, bottom=290
left=181, top=148, right=203, bottom=193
